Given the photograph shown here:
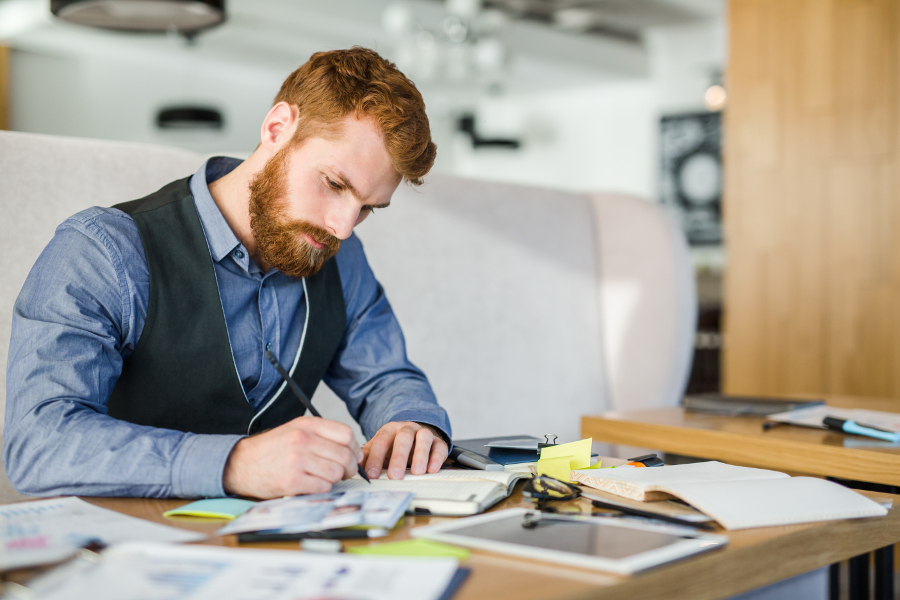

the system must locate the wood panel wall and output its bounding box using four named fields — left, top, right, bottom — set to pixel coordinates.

left=723, top=0, right=900, bottom=400
left=0, top=46, right=8, bottom=130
